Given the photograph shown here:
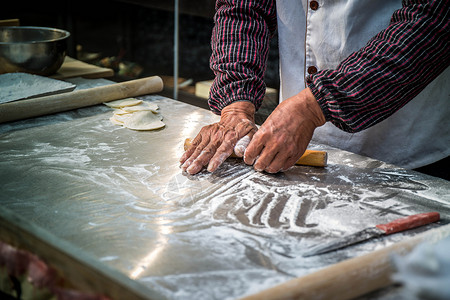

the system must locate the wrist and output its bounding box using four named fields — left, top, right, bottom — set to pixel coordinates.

left=297, top=88, right=326, bottom=128
left=221, top=101, right=256, bottom=122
